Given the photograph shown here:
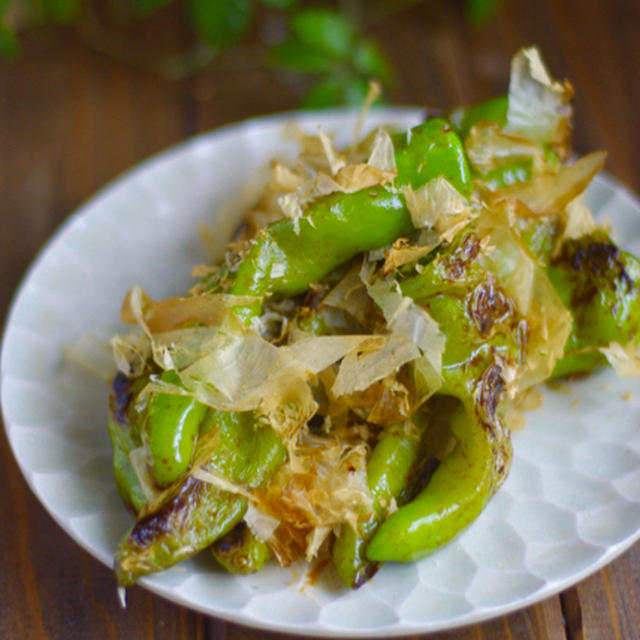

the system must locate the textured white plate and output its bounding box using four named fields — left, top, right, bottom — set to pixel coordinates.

left=2, top=109, right=640, bottom=637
